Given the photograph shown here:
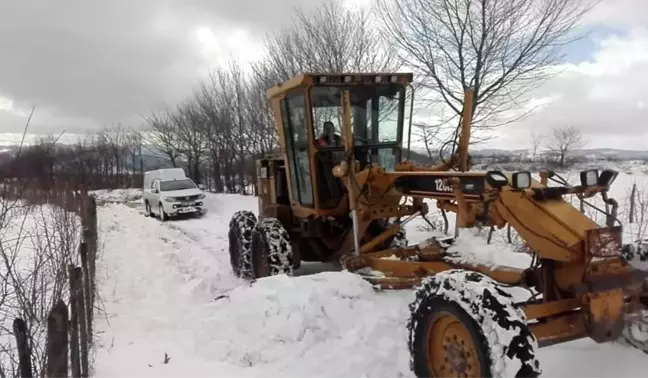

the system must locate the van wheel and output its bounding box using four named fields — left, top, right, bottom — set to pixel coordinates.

left=158, top=203, right=167, bottom=222
left=144, top=201, right=151, bottom=217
